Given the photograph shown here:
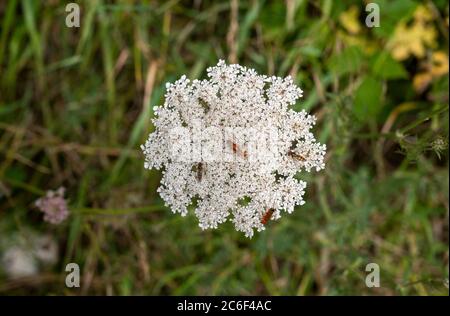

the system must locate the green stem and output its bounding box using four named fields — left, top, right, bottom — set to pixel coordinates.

left=72, top=205, right=167, bottom=216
